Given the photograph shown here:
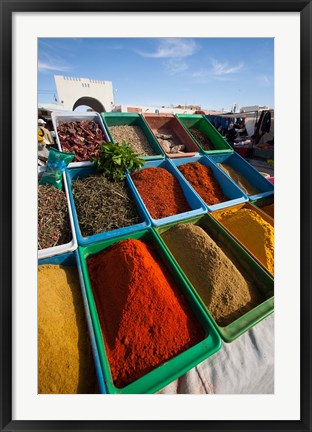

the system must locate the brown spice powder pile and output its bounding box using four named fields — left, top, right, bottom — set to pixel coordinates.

left=189, top=128, right=214, bottom=151
left=131, top=167, right=191, bottom=219
left=261, top=203, right=274, bottom=218
left=178, top=162, right=228, bottom=205
left=217, top=163, right=260, bottom=196
left=109, top=125, right=155, bottom=156
left=161, top=224, right=264, bottom=327
left=38, top=265, right=98, bottom=394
